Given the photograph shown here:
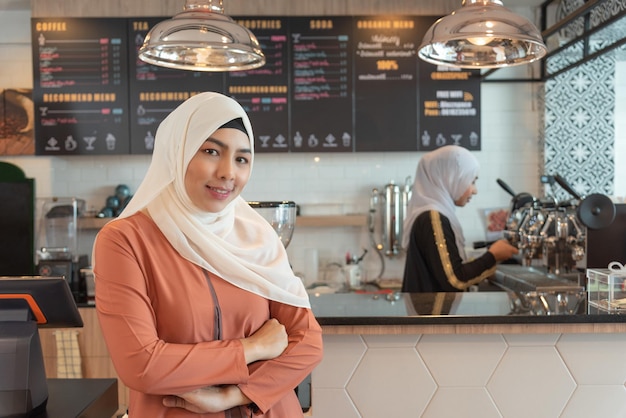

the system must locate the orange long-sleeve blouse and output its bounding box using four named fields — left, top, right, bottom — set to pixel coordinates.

left=94, top=212, right=323, bottom=417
